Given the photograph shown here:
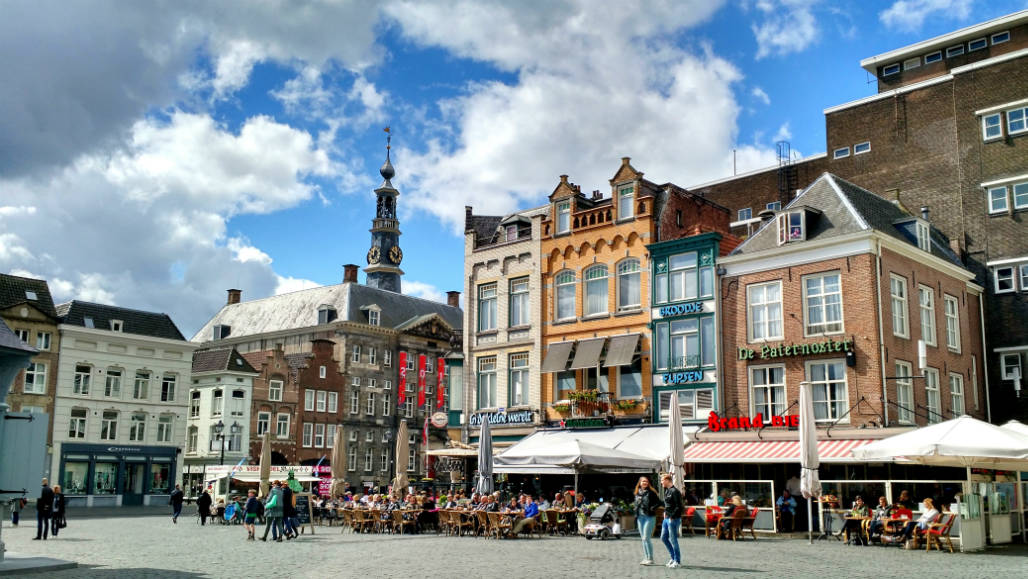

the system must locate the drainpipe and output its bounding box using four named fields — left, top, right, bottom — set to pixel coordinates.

left=873, top=238, right=890, bottom=427
left=978, top=293, right=992, bottom=423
